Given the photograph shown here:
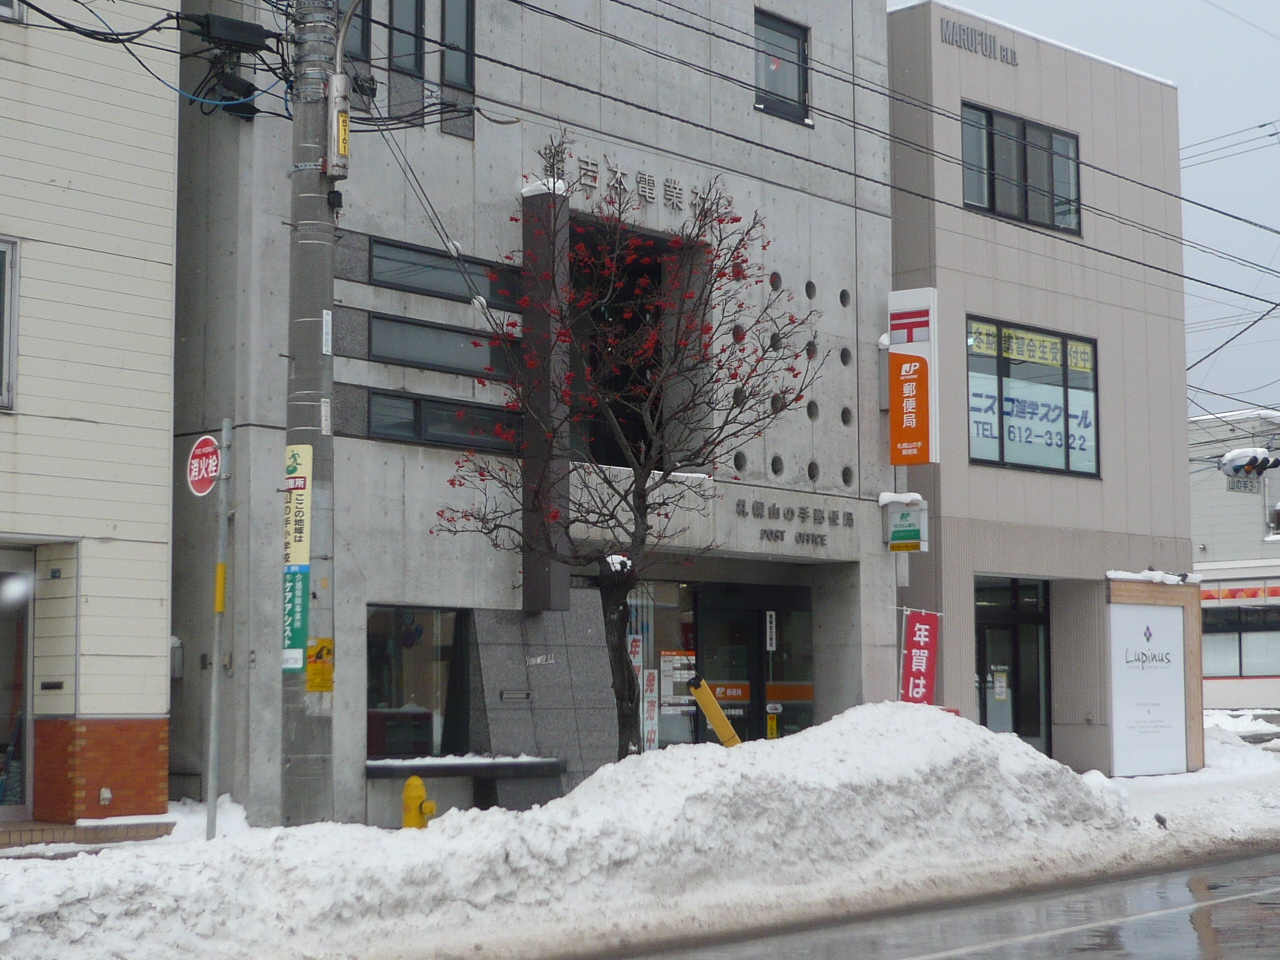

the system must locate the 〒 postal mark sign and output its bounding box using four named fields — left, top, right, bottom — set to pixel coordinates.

left=187, top=435, right=221, bottom=497
left=888, top=289, right=940, bottom=466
